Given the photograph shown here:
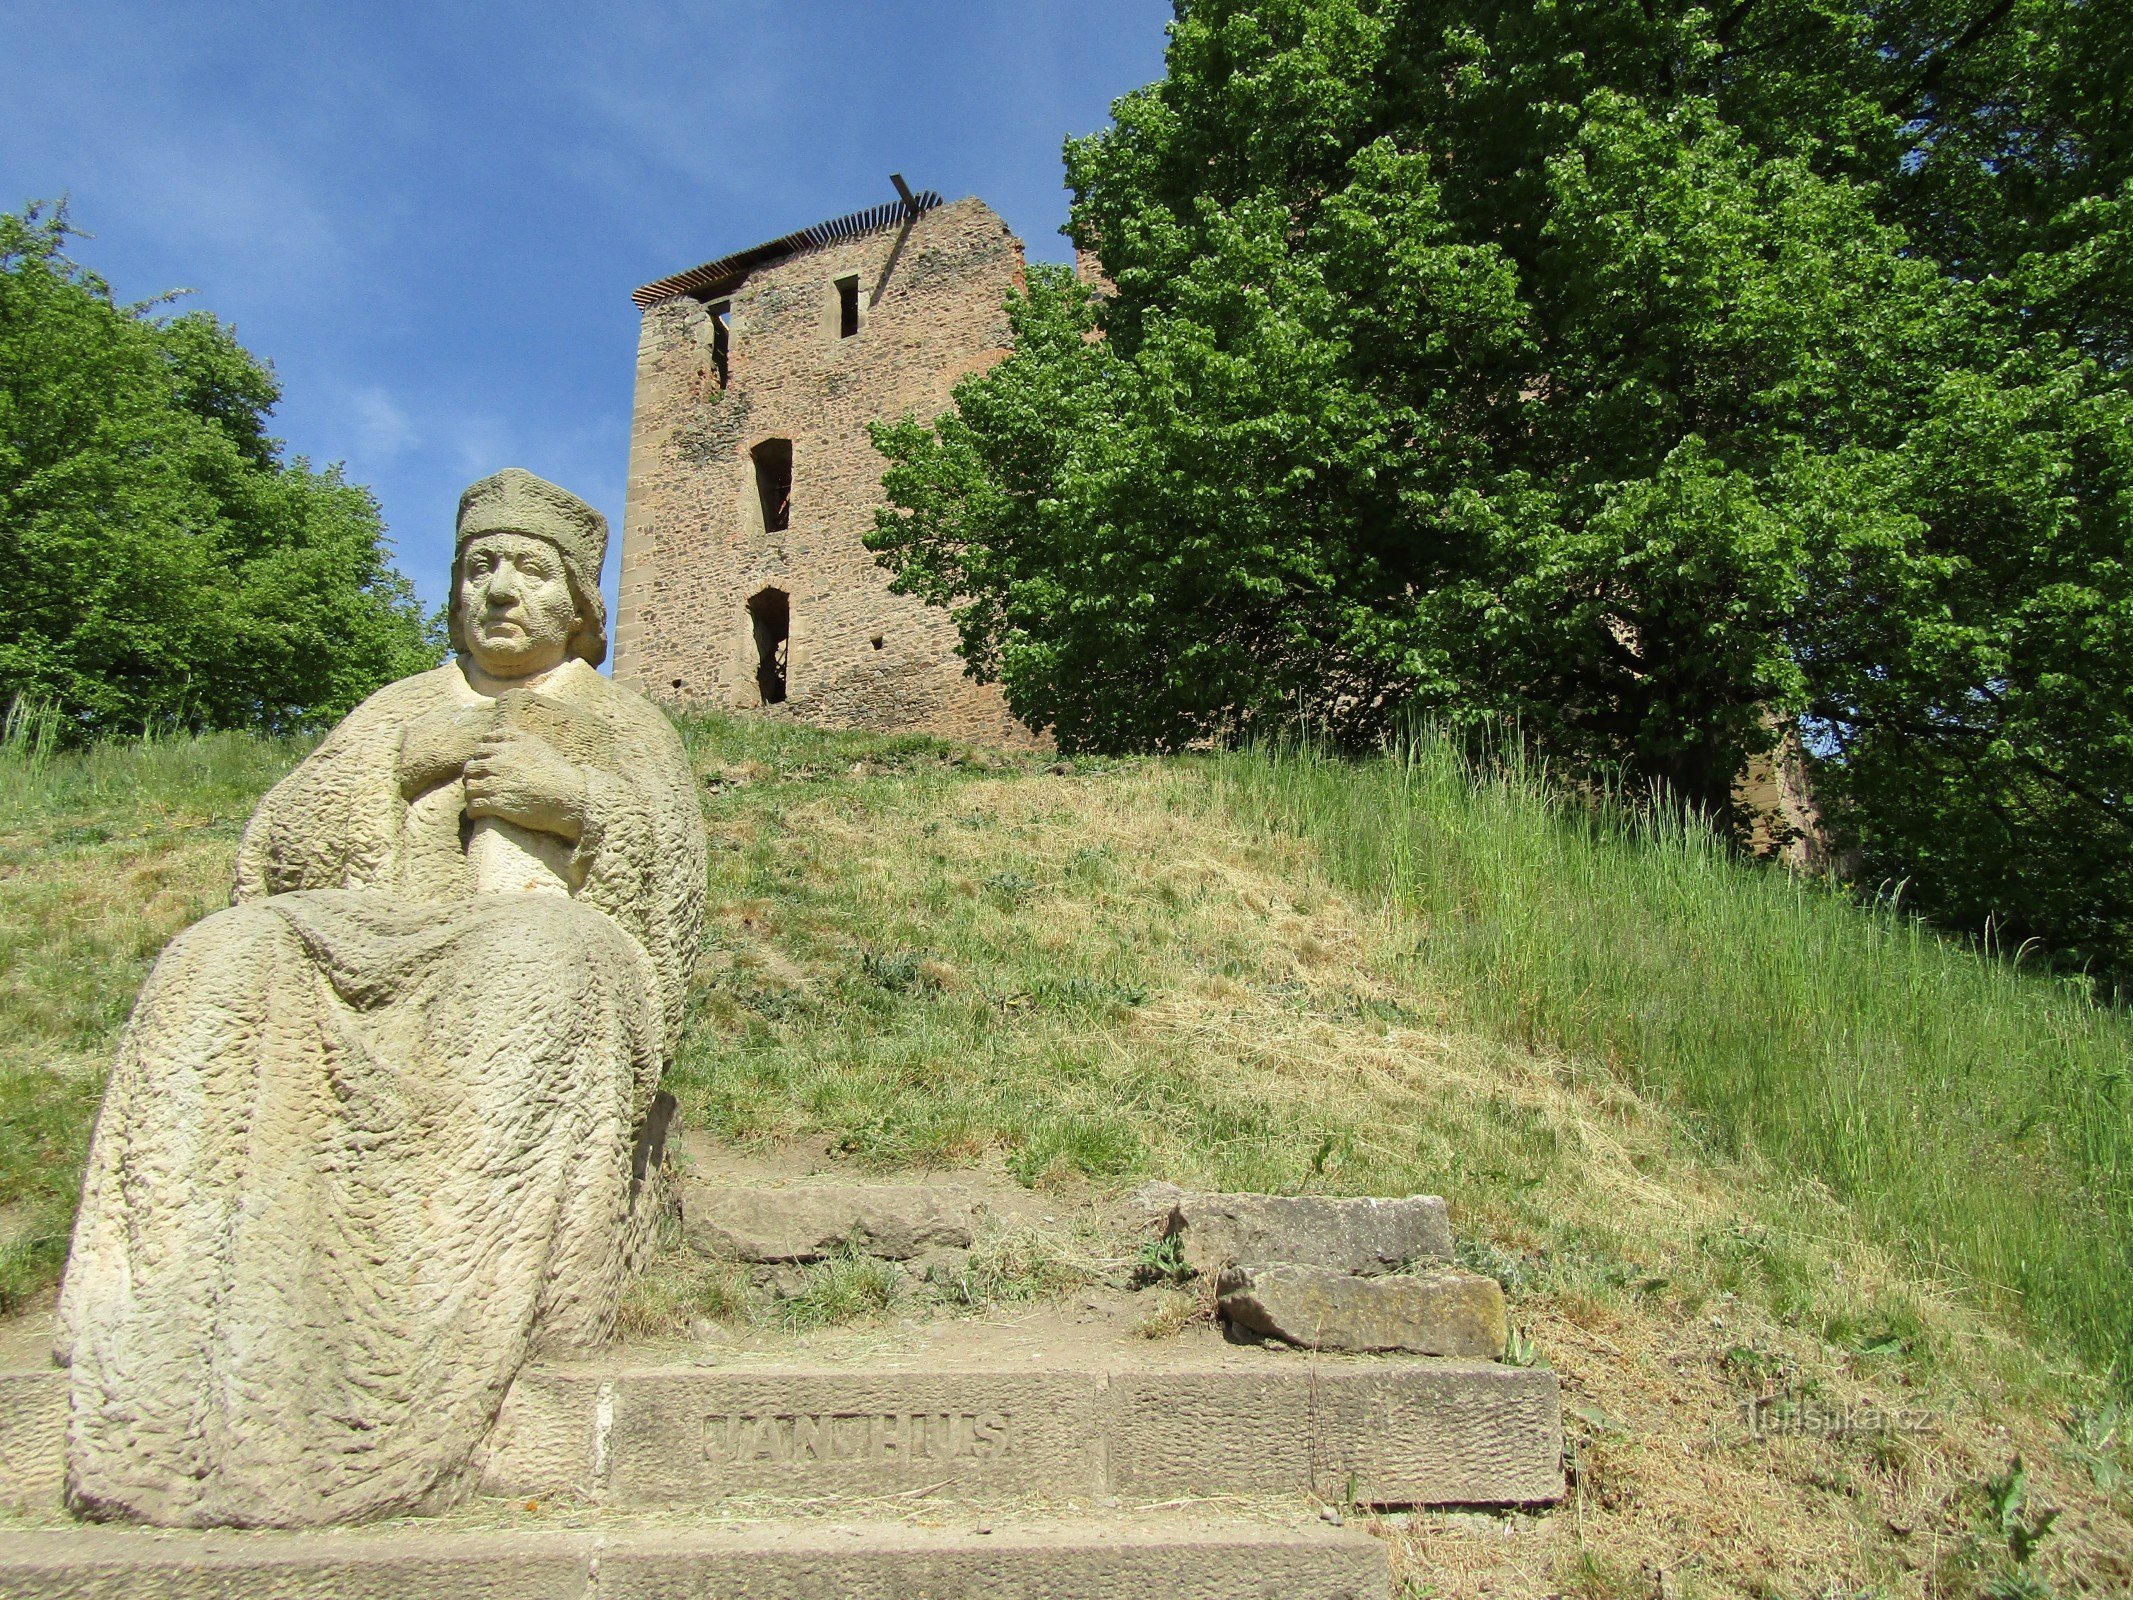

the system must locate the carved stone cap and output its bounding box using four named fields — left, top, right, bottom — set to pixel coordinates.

left=457, top=468, right=609, bottom=588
